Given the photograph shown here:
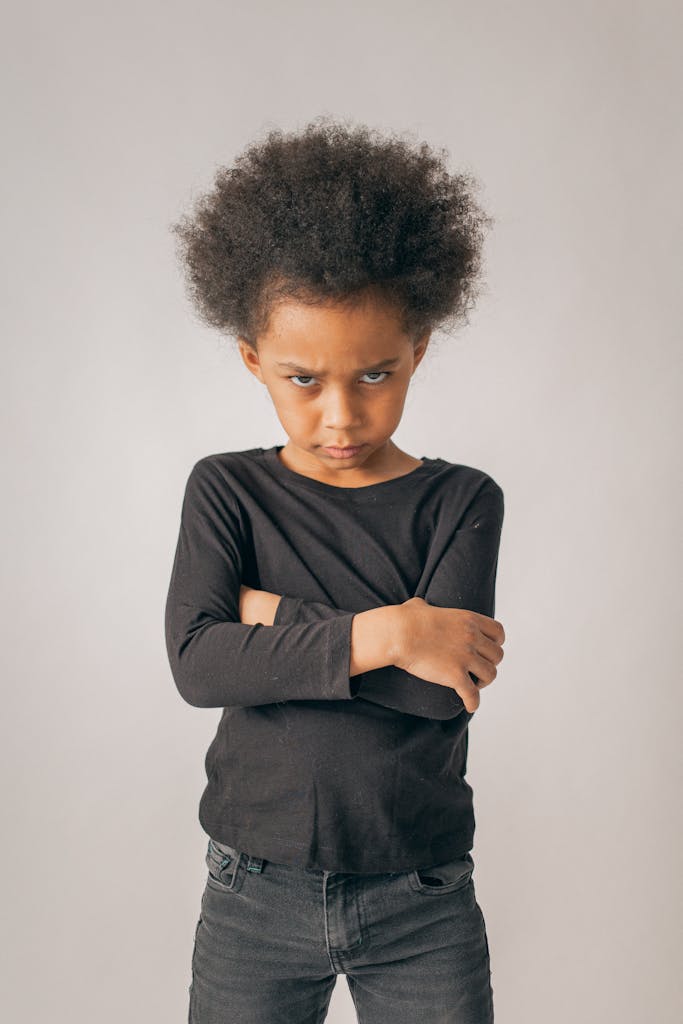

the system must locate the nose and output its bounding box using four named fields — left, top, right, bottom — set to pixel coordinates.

left=323, top=387, right=363, bottom=432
